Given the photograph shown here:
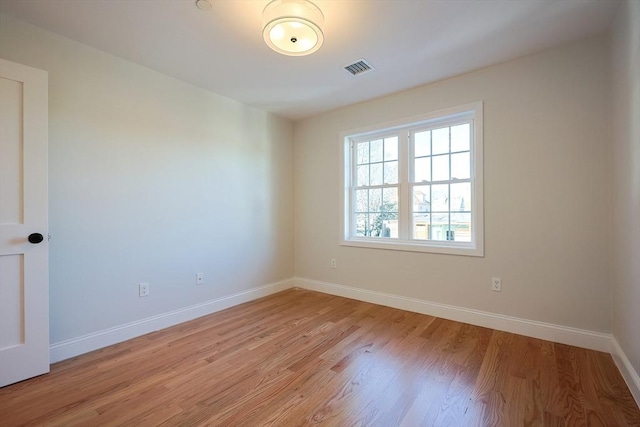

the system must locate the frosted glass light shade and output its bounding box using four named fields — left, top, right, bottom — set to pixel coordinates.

left=262, top=0, right=324, bottom=56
